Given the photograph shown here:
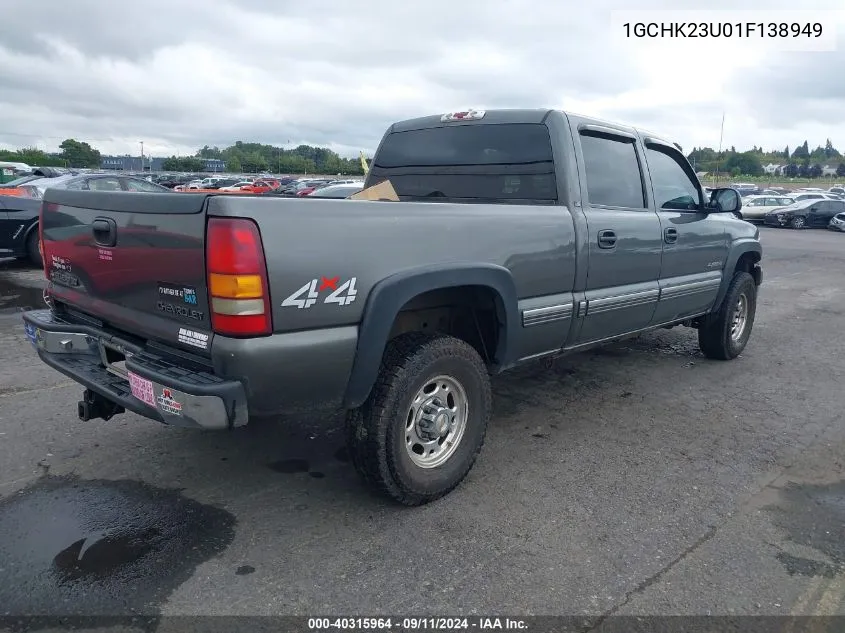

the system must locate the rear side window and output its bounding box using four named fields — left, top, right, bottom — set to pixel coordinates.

left=369, top=123, right=557, bottom=202
left=579, top=132, right=645, bottom=209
